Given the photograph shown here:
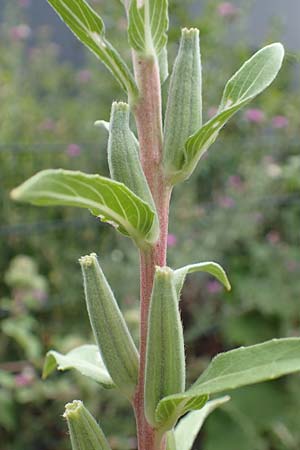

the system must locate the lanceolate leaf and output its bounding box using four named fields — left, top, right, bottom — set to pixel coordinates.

left=48, top=0, right=138, bottom=99
left=158, top=46, right=169, bottom=84
left=128, top=0, right=169, bottom=56
left=174, top=261, right=231, bottom=299
left=176, top=43, right=284, bottom=183
left=43, top=345, right=114, bottom=388
left=144, top=267, right=185, bottom=427
left=174, top=396, right=230, bottom=450
left=94, top=120, right=110, bottom=132
left=166, top=430, right=176, bottom=450
left=156, top=338, right=300, bottom=429
left=155, top=392, right=208, bottom=431
left=11, top=169, right=158, bottom=247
